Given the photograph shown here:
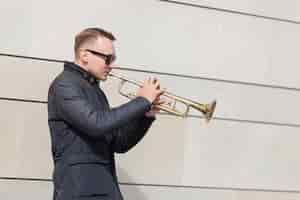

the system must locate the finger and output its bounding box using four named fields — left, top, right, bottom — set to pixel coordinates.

left=152, top=97, right=160, bottom=103
left=151, top=106, right=161, bottom=112
left=143, top=78, right=148, bottom=86
left=153, top=97, right=165, bottom=105
left=157, top=99, right=166, bottom=105
left=153, top=77, right=157, bottom=84
left=153, top=79, right=160, bottom=89
left=156, top=88, right=165, bottom=97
